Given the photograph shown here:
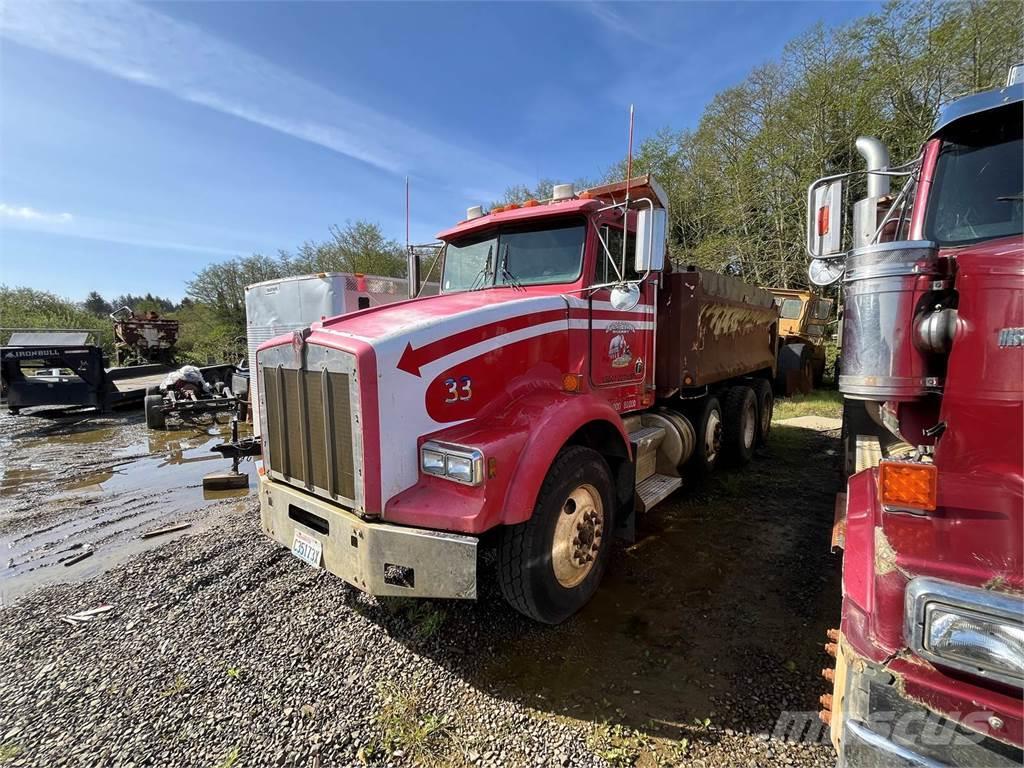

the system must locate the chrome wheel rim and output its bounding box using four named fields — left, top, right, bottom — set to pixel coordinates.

left=705, top=409, right=722, bottom=463
left=743, top=399, right=757, bottom=448
left=552, top=484, right=604, bottom=588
